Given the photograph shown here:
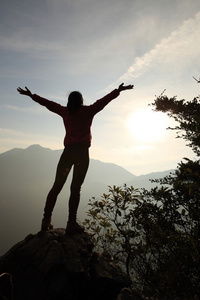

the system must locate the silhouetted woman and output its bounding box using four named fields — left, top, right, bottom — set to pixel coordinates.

left=17, top=83, right=133, bottom=234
